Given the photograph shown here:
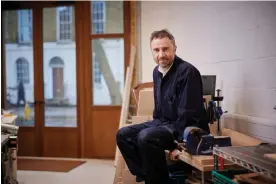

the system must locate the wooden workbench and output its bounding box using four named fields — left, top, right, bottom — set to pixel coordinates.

left=177, top=127, right=263, bottom=183
left=178, top=151, right=233, bottom=172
